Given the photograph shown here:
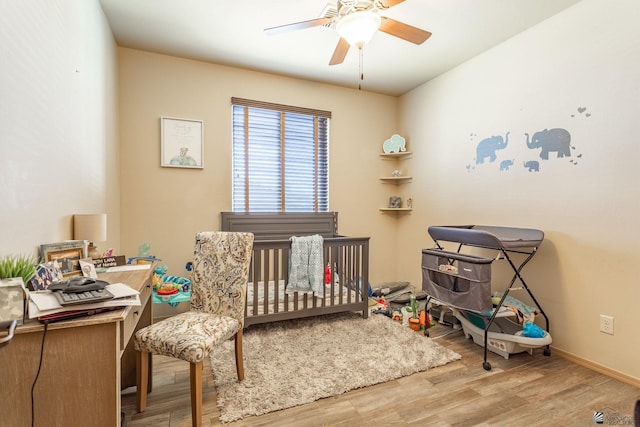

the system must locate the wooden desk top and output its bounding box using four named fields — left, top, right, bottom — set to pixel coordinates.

left=17, top=265, right=154, bottom=334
